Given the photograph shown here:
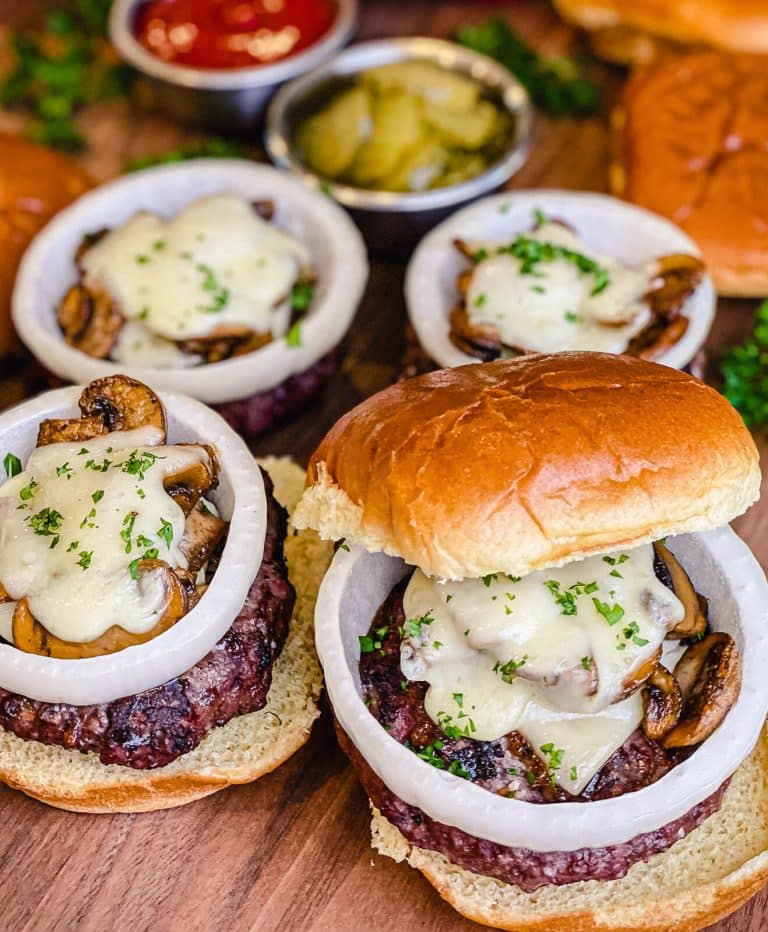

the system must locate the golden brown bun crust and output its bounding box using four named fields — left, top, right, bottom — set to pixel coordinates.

left=297, top=354, right=760, bottom=580
left=0, top=135, right=91, bottom=357
left=553, top=0, right=768, bottom=56
left=0, top=458, right=333, bottom=813
left=612, top=51, right=768, bottom=296
left=371, top=726, right=768, bottom=931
